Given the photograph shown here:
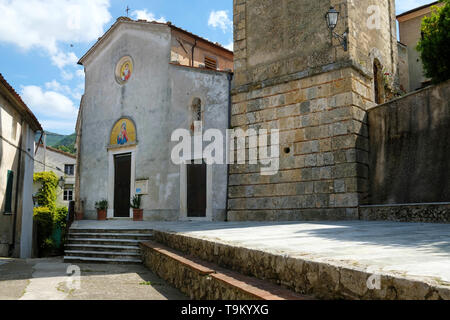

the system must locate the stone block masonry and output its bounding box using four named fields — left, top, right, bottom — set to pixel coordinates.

left=228, top=67, right=375, bottom=221
left=229, top=0, right=399, bottom=221
left=140, top=240, right=311, bottom=300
